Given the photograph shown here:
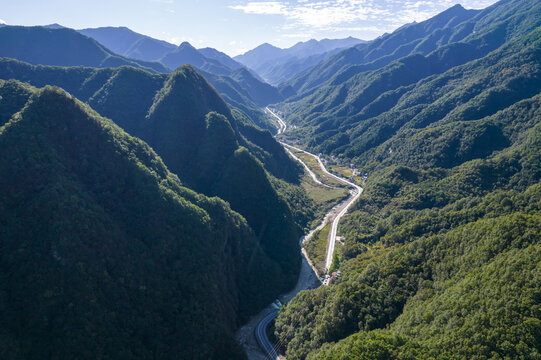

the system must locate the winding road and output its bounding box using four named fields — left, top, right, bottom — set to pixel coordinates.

left=246, top=108, right=363, bottom=359
left=255, top=310, right=280, bottom=360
